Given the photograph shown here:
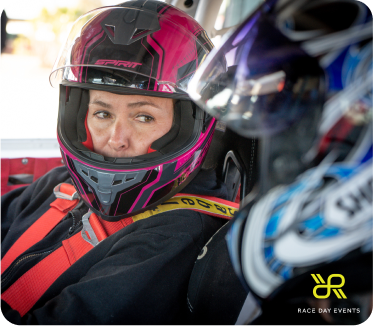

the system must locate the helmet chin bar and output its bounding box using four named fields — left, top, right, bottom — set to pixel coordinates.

left=72, top=159, right=147, bottom=208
